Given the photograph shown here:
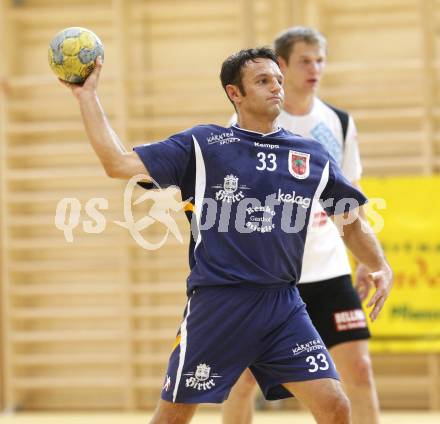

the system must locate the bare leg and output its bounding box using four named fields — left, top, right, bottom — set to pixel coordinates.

left=222, top=369, right=258, bottom=424
left=331, top=340, right=380, bottom=424
left=149, top=399, right=198, bottom=424
left=283, top=378, right=351, bottom=424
